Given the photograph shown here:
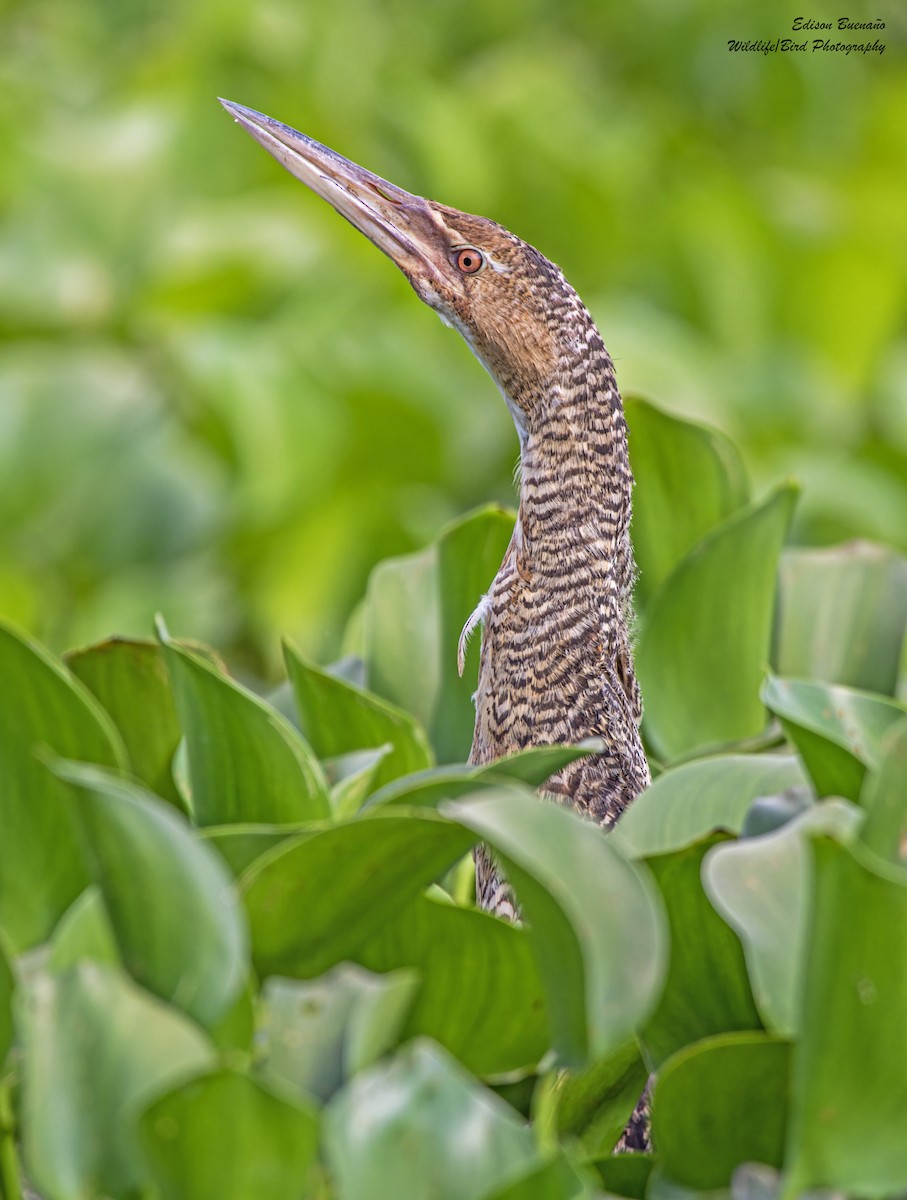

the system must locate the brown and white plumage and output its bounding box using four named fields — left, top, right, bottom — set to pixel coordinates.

left=221, top=101, right=651, bottom=918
